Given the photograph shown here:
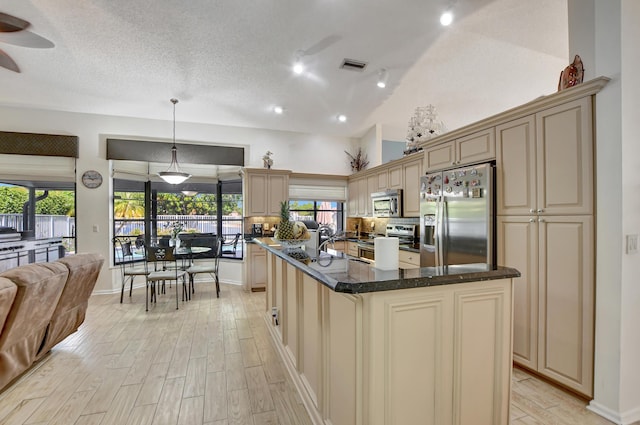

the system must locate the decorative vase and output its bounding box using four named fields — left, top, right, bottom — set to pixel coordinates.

left=170, top=237, right=181, bottom=248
